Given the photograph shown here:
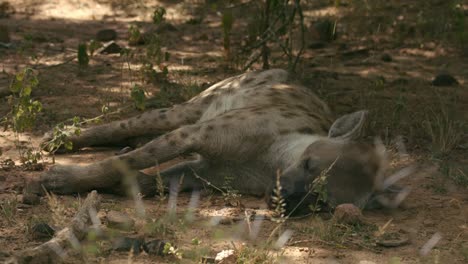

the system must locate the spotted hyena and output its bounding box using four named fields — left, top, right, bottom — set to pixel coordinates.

left=37, top=69, right=390, bottom=213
